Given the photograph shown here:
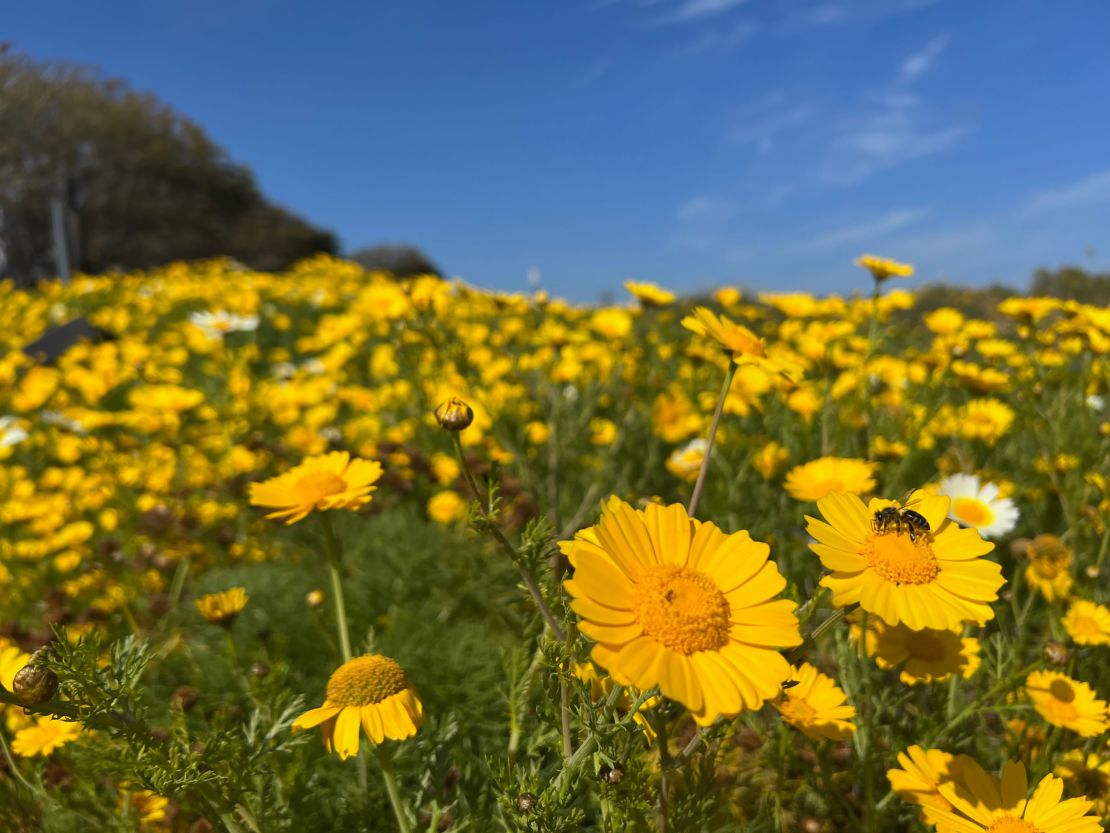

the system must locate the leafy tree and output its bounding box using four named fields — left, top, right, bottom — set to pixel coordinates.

left=1029, top=265, right=1110, bottom=305
left=0, top=44, right=337, bottom=282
